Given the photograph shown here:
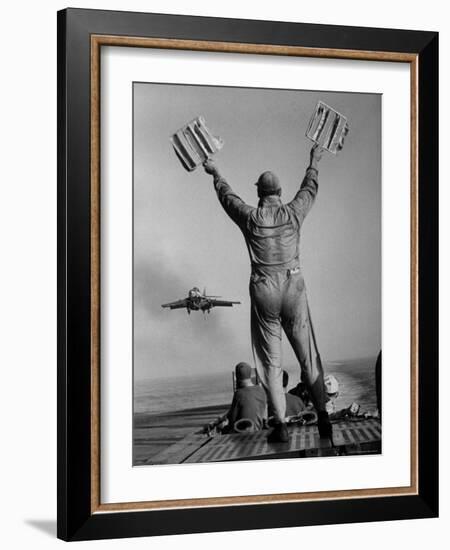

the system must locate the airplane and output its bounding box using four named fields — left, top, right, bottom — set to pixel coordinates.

left=161, top=287, right=241, bottom=314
